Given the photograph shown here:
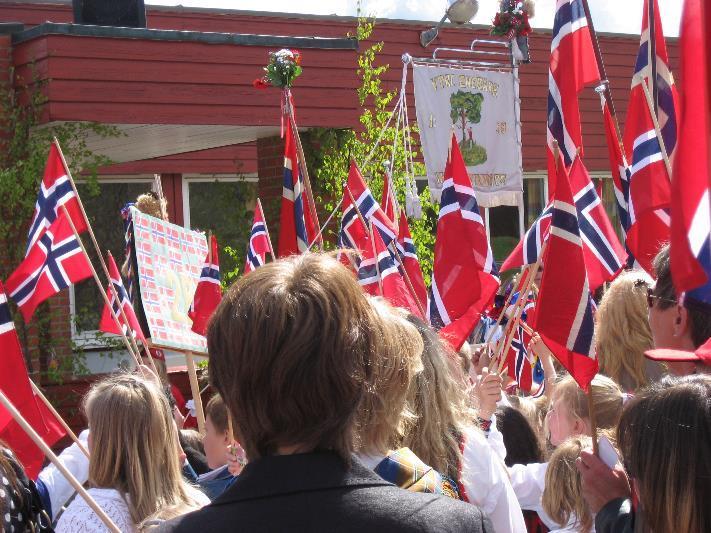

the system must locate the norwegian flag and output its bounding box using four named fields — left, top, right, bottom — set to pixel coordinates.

left=380, top=170, right=400, bottom=233
left=0, top=284, right=65, bottom=477
left=347, top=161, right=399, bottom=245
left=357, top=225, right=422, bottom=317
left=502, top=157, right=625, bottom=290
left=547, top=0, right=600, bottom=191
left=622, top=0, right=678, bottom=274
left=670, top=0, right=711, bottom=307
left=277, top=118, right=320, bottom=256
left=506, top=325, right=534, bottom=393
left=99, top=252, right=146, bottom=343
left=429, top=135, right=499, bottom=350
left=244, top=200, right=273, bottom=274
left=188, top=235, right=221, bottom=336
left=533, top=154, right=598, bottom=391
left=26, top=143, right=87, bottom=255
left=600, top=94, right=632, bottom=236
left=396, top=210, right=428, bottom=313
left=501, top=203, right=553, bottom=274
left=7, top=212, right=92, bottom=322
